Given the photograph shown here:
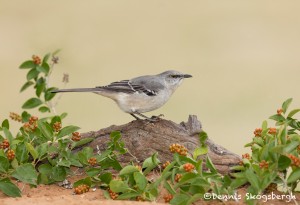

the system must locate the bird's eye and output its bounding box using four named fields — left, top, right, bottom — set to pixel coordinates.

left=170, top=75, right=179, bottom=78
